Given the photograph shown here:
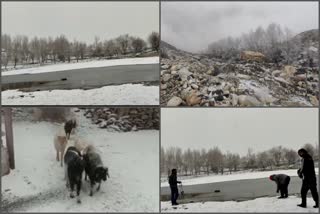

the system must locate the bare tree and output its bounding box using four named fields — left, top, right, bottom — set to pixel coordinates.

left=1, top=34, right=12, bottom=69
left=116, top=34, right=130, bottom=55
left=269, top=146, right=284, bottom=167
left=12, top=35, right=23, bottom=68
left=303, top=143, right=315, bottom=157
left=148, top=32, right=159, bottom=51
left=257, top=151, right=270, bottom=170
left=104, top=40, right=117, bottom=58
left=284, top=148, right=298, bottom=166
left=54, top=35, right=70, bottom=62
left=72, top=40, right=81, bottom=62
left=183, top=148, right=193, bottom=175
left=207, top=147, right=224, bottom=174
left=131, top=37, right=147, bottom=53
left=192, top=149, right=202, bottom=175
left=21, top=36, right=29, bottom=64
left=92, top=36, right=103, bottom=58
left=39, top=38, right=49, bottom=64
left=175, top=147, right=183, bottom=174
left=245, top=148, right=257, bottom=170
left=201, top=149, right=210, bottom=175
left=79, top=42, right=87, bottom=60
left=165, top=147, right=176, bottom=174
